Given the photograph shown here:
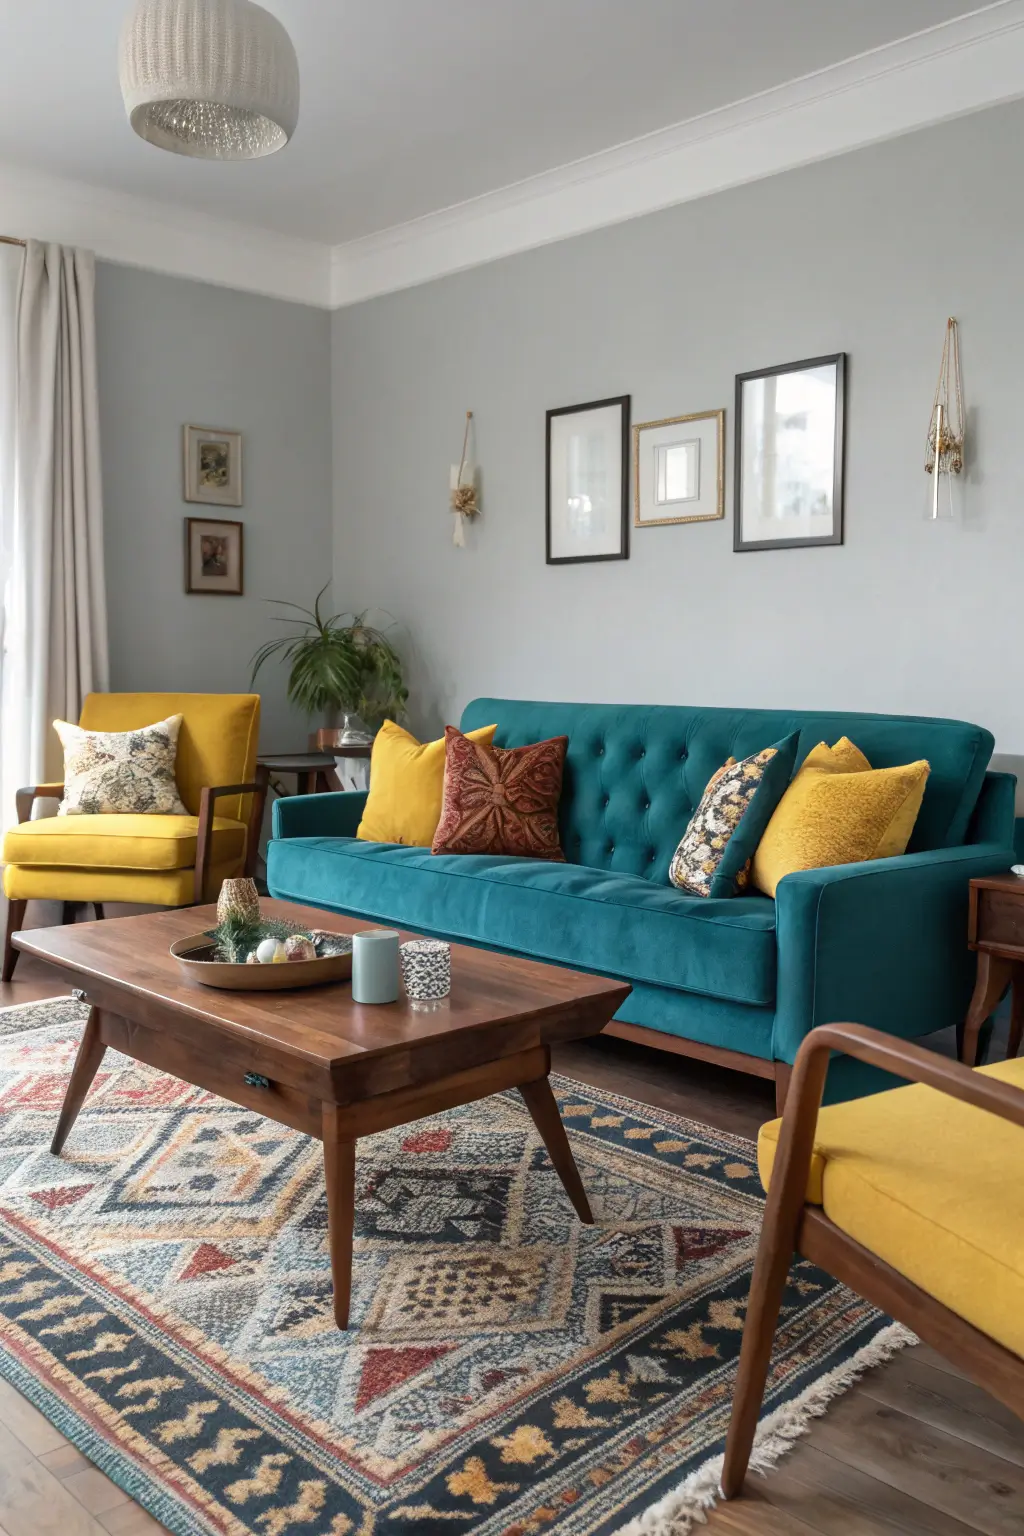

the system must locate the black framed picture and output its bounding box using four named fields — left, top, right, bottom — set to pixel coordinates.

left=734, top=354, right=845, bottom=552
left=546, top=394, right=630, bottom=564
left=185, top=517, right=244, bottom=595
